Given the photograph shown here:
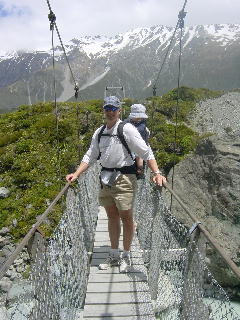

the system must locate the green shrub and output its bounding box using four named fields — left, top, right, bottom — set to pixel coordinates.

left=0, top=132, right=21, bottom=147
left=15, top=140, right=31, bottom=154
left=0, top=89, right=217, bottom=241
